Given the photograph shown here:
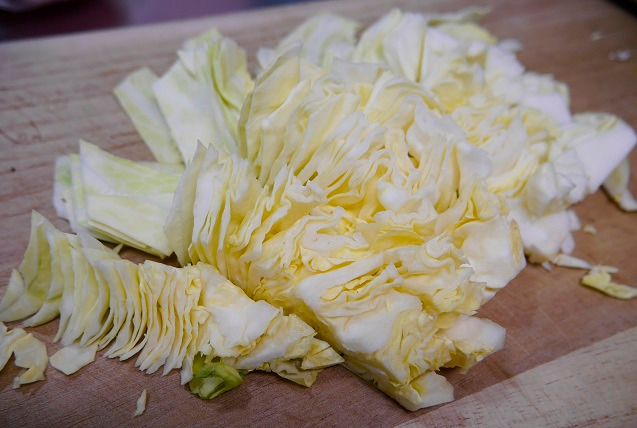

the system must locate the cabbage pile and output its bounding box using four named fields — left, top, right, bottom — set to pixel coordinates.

left=1, top=8, right=635, bottom=411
